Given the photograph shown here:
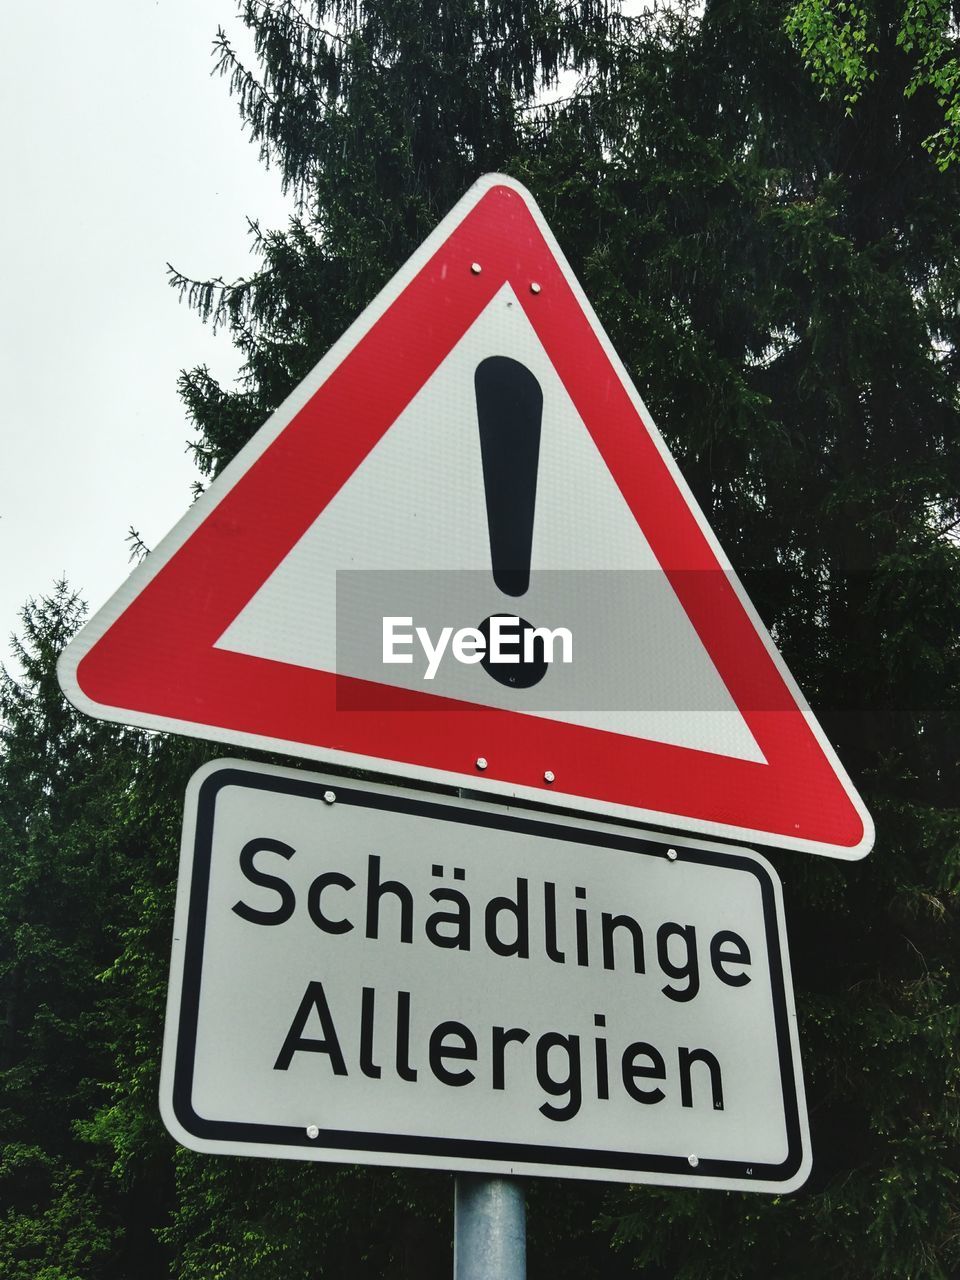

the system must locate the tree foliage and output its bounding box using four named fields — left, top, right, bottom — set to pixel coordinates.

left=2, top=0, right=959, bottom=1275
left=785, top=0, right=960, bottom=169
